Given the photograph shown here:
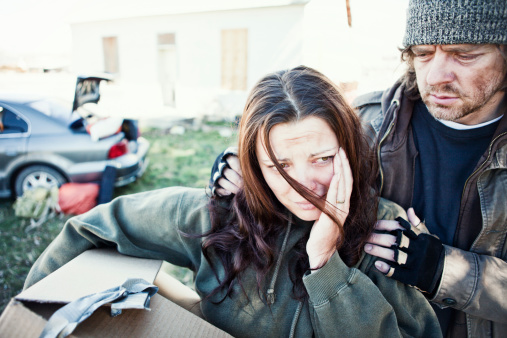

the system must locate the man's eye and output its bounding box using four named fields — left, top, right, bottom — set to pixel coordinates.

left=414, top=53, right=430, bottom=58
left=456, top=54, right=479, bottom=61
